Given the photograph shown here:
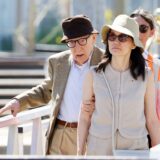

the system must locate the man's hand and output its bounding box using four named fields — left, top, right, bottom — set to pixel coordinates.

left=0, top=99, right=20, bottom=117
left=82, top=96, right=95, bottom=115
